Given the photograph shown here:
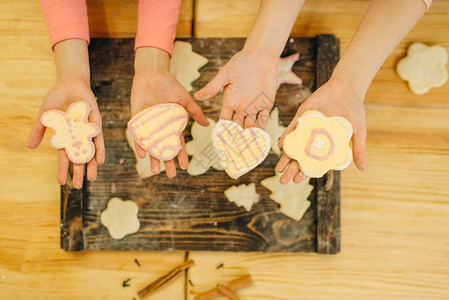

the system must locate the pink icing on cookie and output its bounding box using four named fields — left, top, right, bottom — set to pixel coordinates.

left=305, top=128, right=335, bottom=161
